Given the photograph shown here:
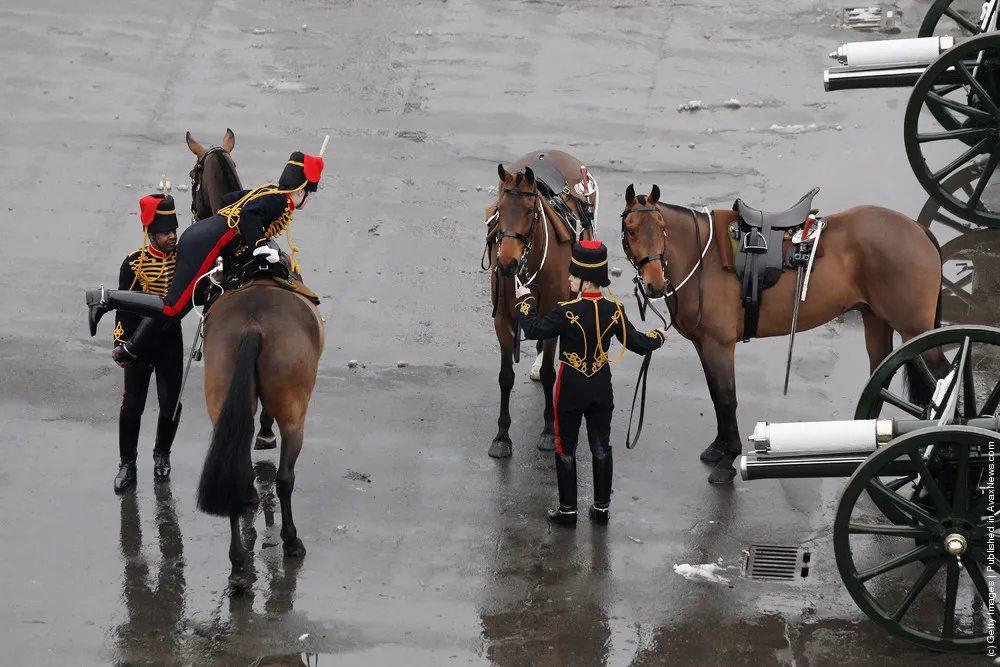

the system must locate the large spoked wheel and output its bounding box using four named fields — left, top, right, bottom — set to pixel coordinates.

left=832, top=425, right=998, bottom=653
left=854, top=324, right=1000, bottom=421
left=904, top=32, right=1000, bottom=228
left=918, top=0, right=996, bottom=139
